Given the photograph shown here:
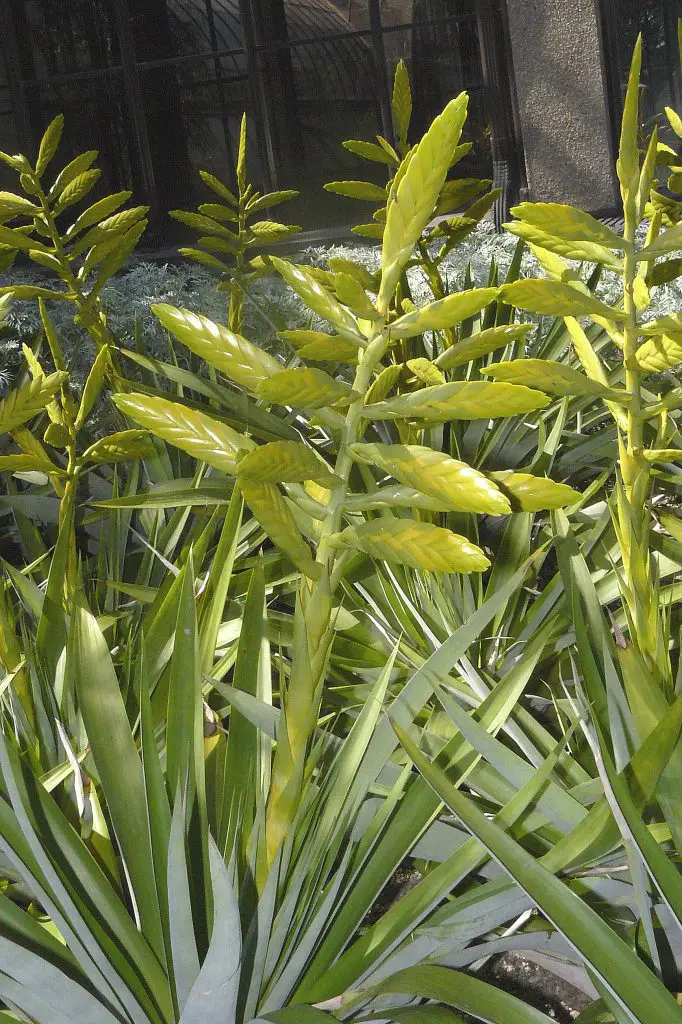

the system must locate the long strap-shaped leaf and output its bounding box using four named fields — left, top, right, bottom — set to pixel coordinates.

left=396, top=725, right=682, bottom=1024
